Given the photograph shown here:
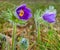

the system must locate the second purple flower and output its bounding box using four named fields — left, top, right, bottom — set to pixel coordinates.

left=42, top=6, right=57, bottom=23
